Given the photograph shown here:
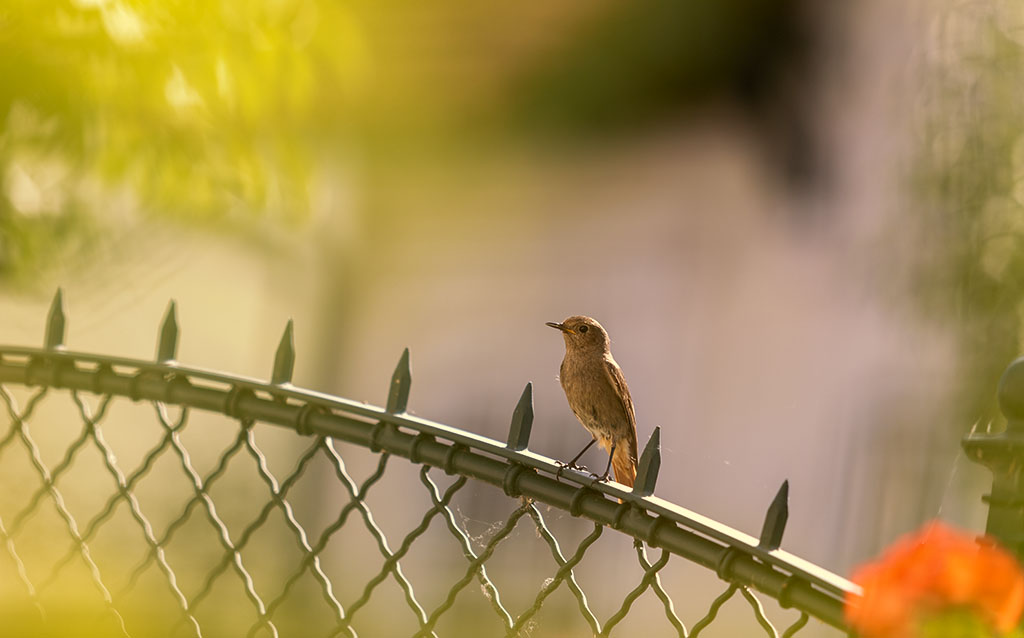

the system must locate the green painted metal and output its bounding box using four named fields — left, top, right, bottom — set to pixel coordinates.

left=156, top=301, right=179, bottom=362
left=759, top=480, right=789, bottom=551
left=633, top=425, right=661, bottom=497
left=963, top=356, right=1024, bottom=561
left=44, top=288, right=65, bottom=350
left=0, top=291, right=866, bottom=637
left=386, top=348, right=411, bottom=414
left=271, top=319, right=295, bottom=385
left=505, top=383, right=533, bottom=451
